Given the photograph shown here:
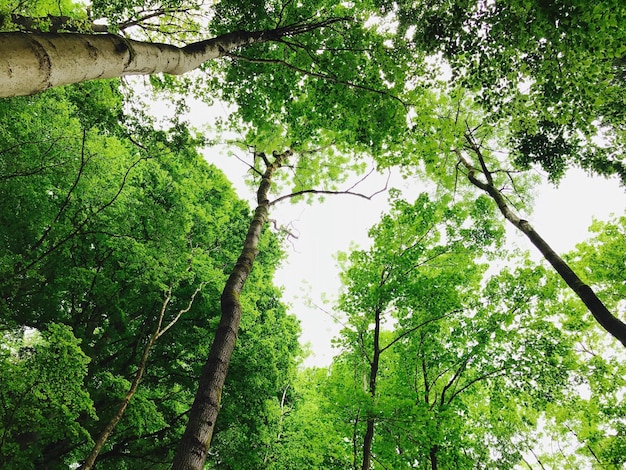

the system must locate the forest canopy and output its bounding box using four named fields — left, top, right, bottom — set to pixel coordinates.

left=0, top=0, right=624, bottom=468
